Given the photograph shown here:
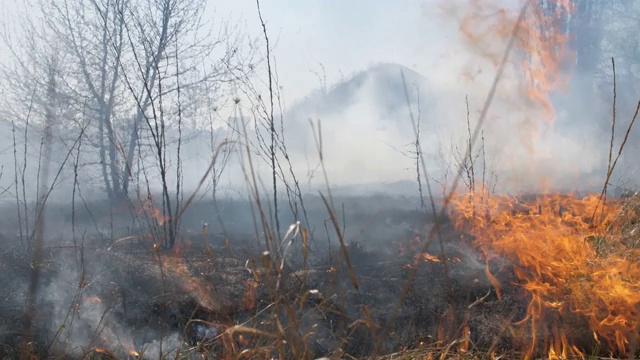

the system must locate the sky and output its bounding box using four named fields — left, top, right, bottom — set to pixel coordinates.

left=0, top=0, right=467, bottom=110
left=209, top=0, right=454, bottom=102
left=0, top=0, right=528, bottom=121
